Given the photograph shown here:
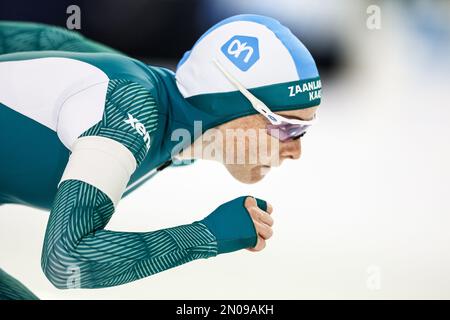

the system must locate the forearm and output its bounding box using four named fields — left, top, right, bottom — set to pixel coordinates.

left=41, top=180, right=217, bottom=289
